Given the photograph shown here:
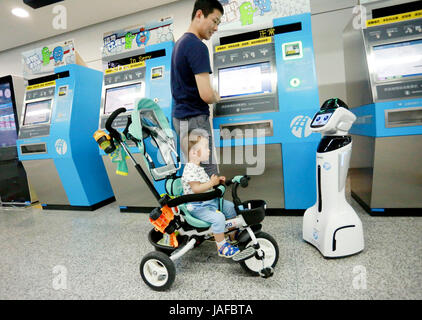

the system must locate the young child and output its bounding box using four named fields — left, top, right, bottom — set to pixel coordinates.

left=181, top=131, right=240, bottom=258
